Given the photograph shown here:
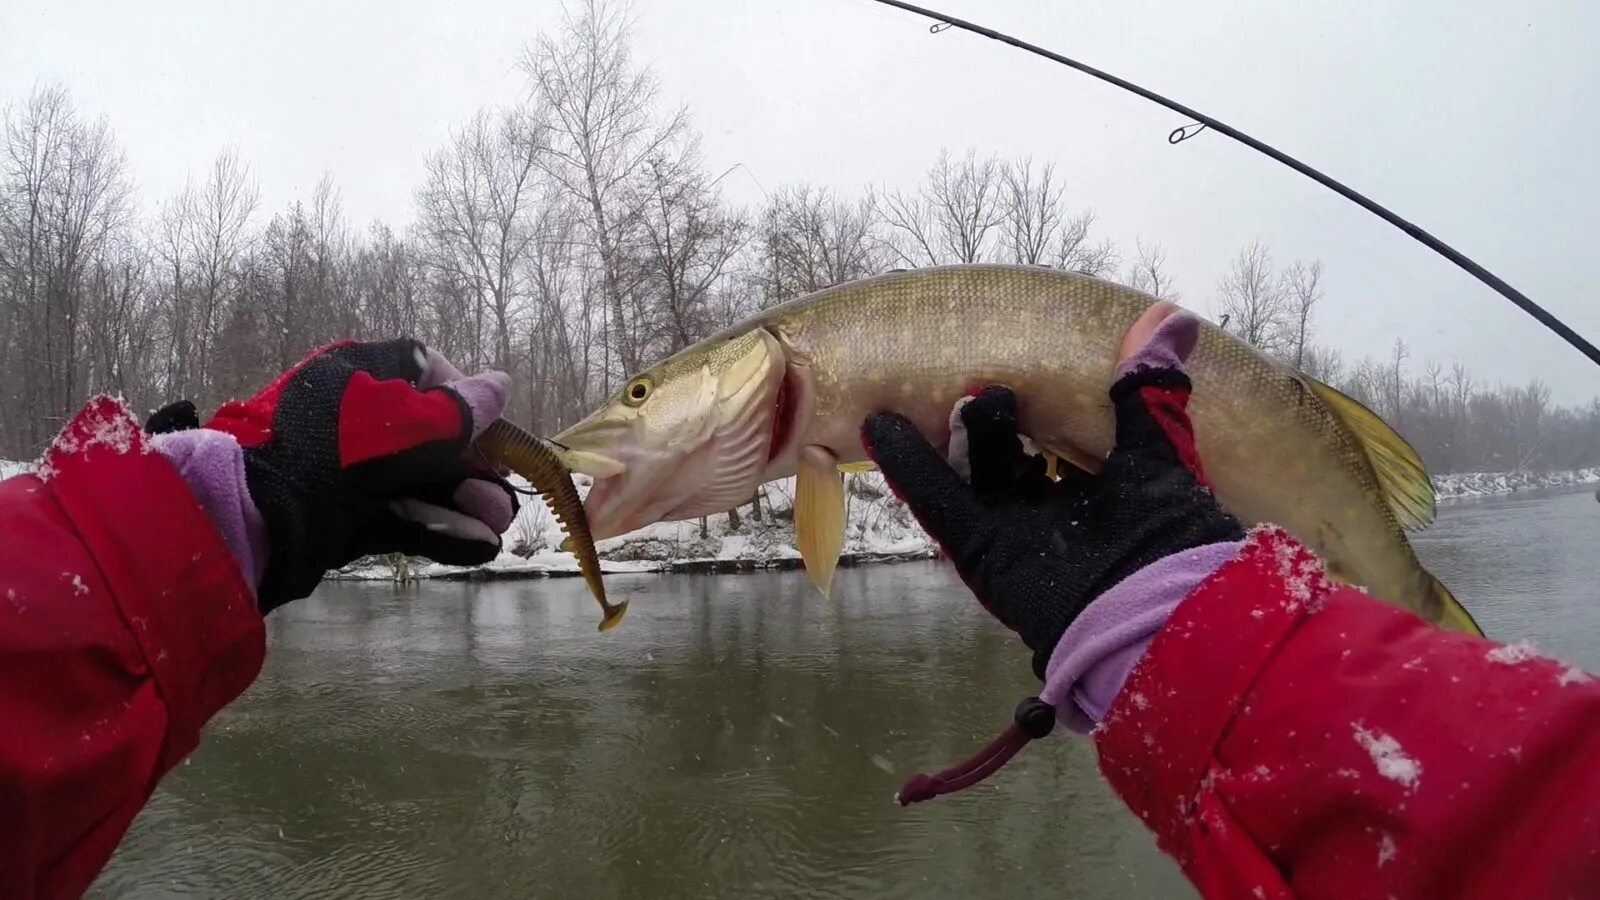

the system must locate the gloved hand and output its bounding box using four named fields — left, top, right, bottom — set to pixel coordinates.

left=862, top=307, right=1246, bottom=804
left=863, top=309, right=1243, bottom=676
left=152, top=340, right=518, bottom=613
